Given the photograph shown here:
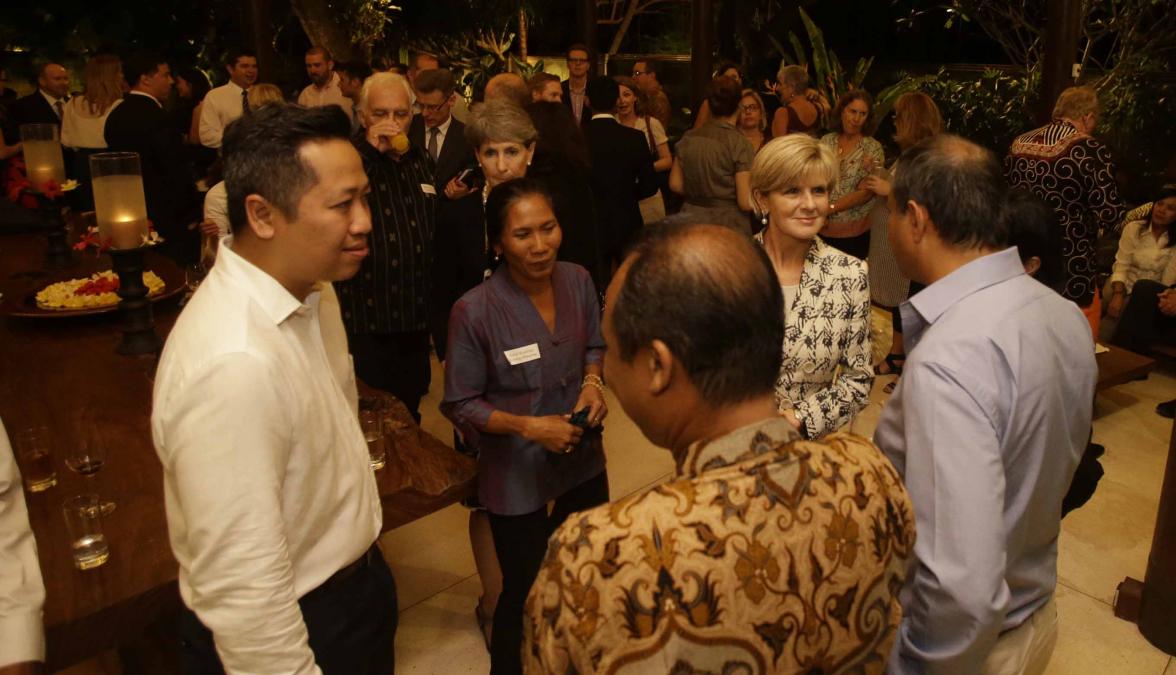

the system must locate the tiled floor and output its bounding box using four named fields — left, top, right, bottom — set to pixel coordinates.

left=63, top=309, right=1176, bottom=673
